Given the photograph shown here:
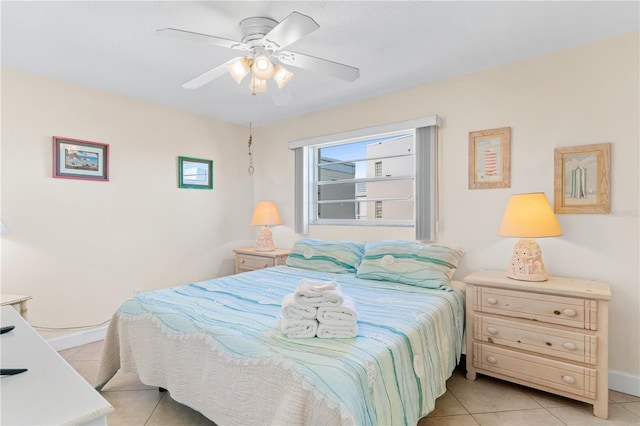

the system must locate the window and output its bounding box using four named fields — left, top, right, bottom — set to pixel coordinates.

left=375, top=201, right=383, bottom=219
left=290, top=116, right=440, bottom=241
left=315, top=131, right=414, bottom=223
